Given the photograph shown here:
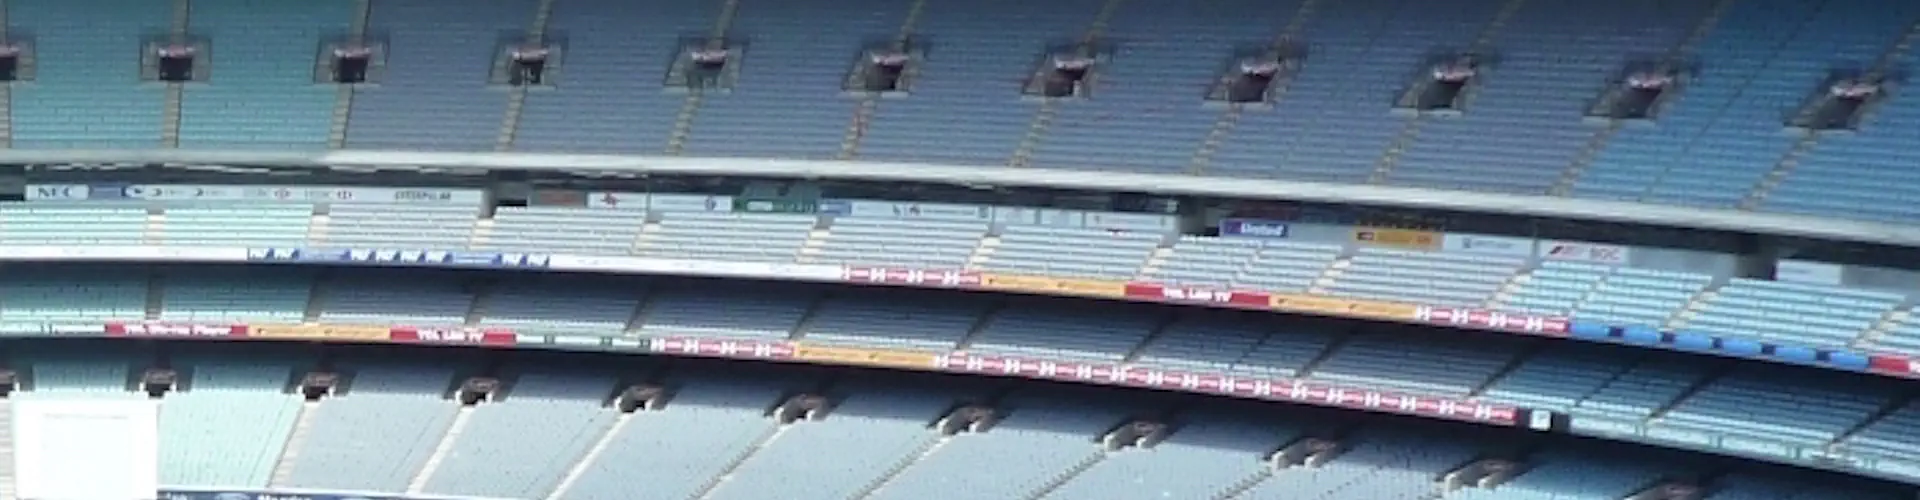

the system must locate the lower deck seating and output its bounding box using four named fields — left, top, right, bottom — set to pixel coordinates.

left=1479, top=347, right=1633, bottom=412
left=419, top=373, right=620, bottom=498
left=1247, top=433, right=1475, bottom=499
left=158, top=361, right=304, bottom=488
left=1453, top=452, right=1671, bottom=500
left=1658, top=373, right=1888, bottom=447
left=1045, top=414, right=1297, bottom=500
left=479, top=278, right=642, bottom=336
left=1309, top=333, right=1516, bottom=395
left=160, top=206, right=313, bottom=246
left=1572, top=357, right=1707, bottom=422
left=1326, top=249, right=1523, bottom=306
left=964, top=302, right=1159, bottom=361
left=812, top=218, right=985, bottom=269
left=798, top=292, right=985, bottom=350
left=702, top=386, right=964, bottom=500
left=278, top=365, right=461, bottom=491
left=634, top=286, right=811, bottom=340
left=0, top=271, right=148, bottom=324
left=318, top=272, right=473, bottom=325
left=320, top=206, right=478, bottom=248
left=159, top=270, right=313, bottom=323
left=983, top=226, right=1160, bottom=280
left=1684, top=279, right=1900, bottom=348
left=869, top=396, right=1134, bottom=500
left=0, top=207, right=147, bottom=244
left=641, top=213, right=814, bottom=263
left=555, top=377, right=787, bottom=500
left=1150, top=237, right=1342, bottom=292
left=481, top=207, right=646, bottom=255
left=1839, top=400, right=1920, bottom=462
